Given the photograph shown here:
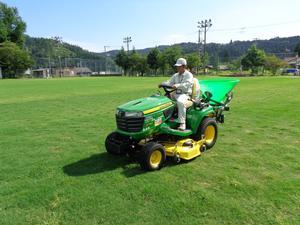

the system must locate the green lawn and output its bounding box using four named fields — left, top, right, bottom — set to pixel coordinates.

left=0, top=76, right=299, bottom=225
